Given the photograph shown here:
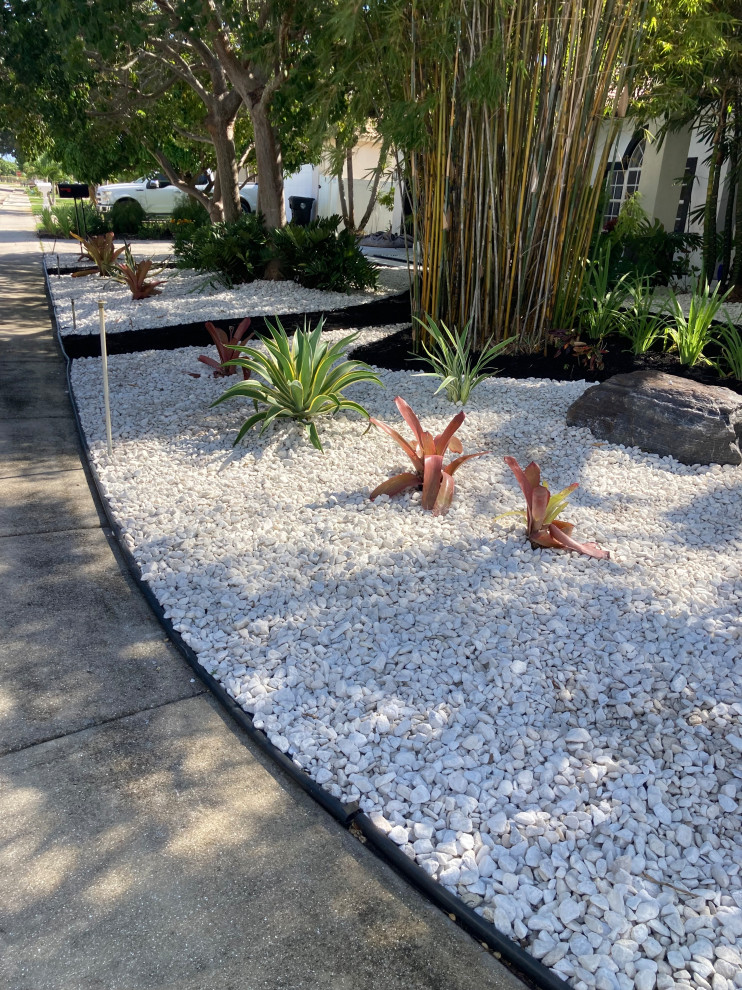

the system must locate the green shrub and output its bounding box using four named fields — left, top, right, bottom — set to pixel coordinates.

left=171, top=196, right=210, bottom=227
left=600, top=199, right=701, bottom=286
left=37, top=202, right=108, bottom=238
left=619, top=276, right=667, bottom=355
left=109, top=198, right=146, bottom=235
left=712, top=321, right=742, bottom=380
left=576, top=244, right=633, bottom=341
left=170, top=198, right=210, bottom=251
left=136, top=221, right=172, bottom=240
left=271, top=215, right=378, bottom=292
left=175, top=212, right=271, bottom=285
